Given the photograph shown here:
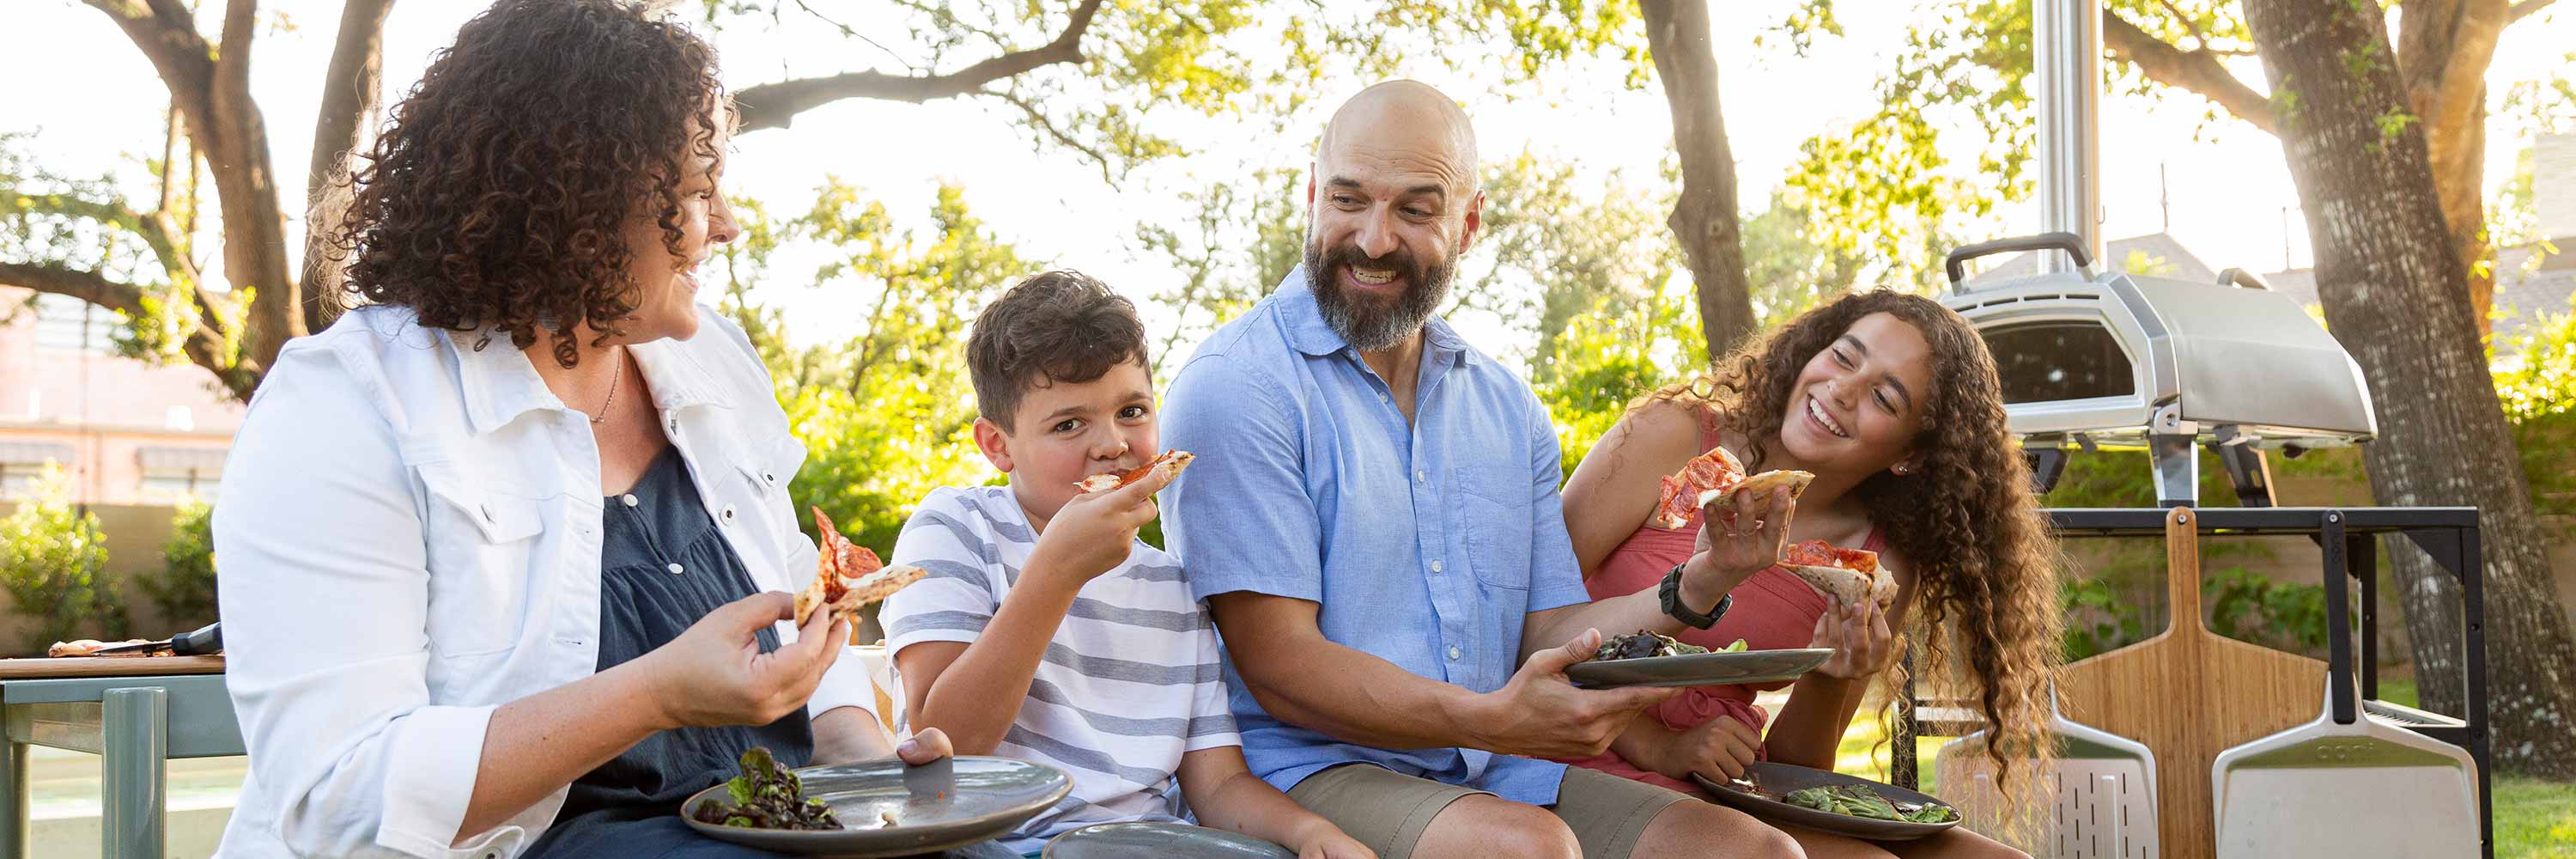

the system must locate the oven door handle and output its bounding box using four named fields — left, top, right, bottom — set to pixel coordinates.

left=1944, top=231, right=2095, bottom=289
left=2216, top=267, right=2272, bottom=290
